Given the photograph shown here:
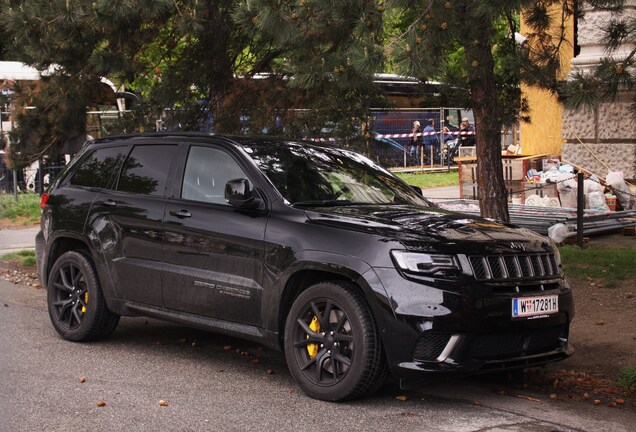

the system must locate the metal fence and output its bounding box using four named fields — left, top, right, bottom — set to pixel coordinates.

left=367, top=108, right=474, bottom=168
left=0, top=158, right=66, bottom=195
